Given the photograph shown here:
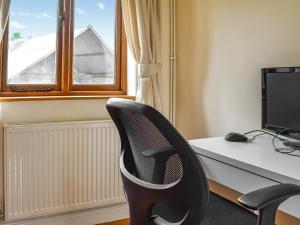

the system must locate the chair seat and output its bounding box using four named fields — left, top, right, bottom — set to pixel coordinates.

left=150, top=192, right=257, bottom=225
left=201, top=192, right=257, bottom=225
